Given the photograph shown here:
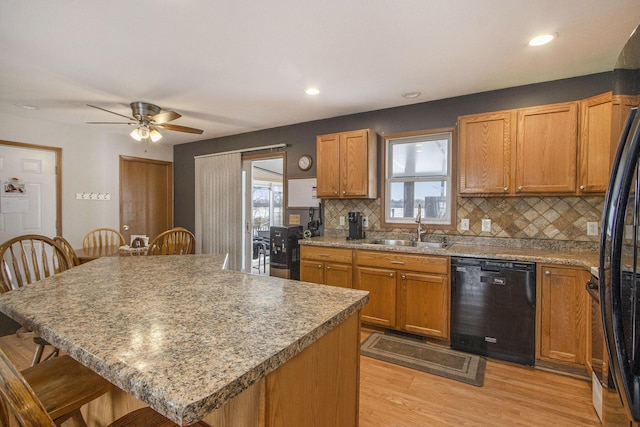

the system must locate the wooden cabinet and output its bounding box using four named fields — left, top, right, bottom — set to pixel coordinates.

left=398, top=271, right=449, bottom=339
left=516, top=102, right=578, bottom=194
left=459, top=100, right=585, bottom=195
left=354, top=250, right=449, bottom=339
left=537, top=264, right=589, bottom=366
left=458, top=111, right=516, bottom=194
left=300, top=246, right=353, bottom=288
left=354, top=265, right=397, bottom=327
left=316, top=129, right=377, bottom=199
left=578, top=92, right=613, bottom=194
